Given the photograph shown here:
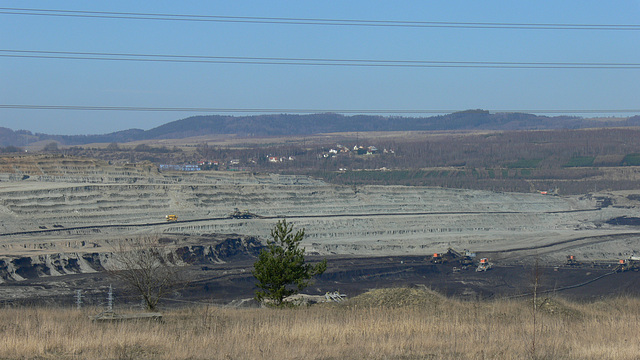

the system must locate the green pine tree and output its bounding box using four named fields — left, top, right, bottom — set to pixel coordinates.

left=253, top=219, right=327, bottom=306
